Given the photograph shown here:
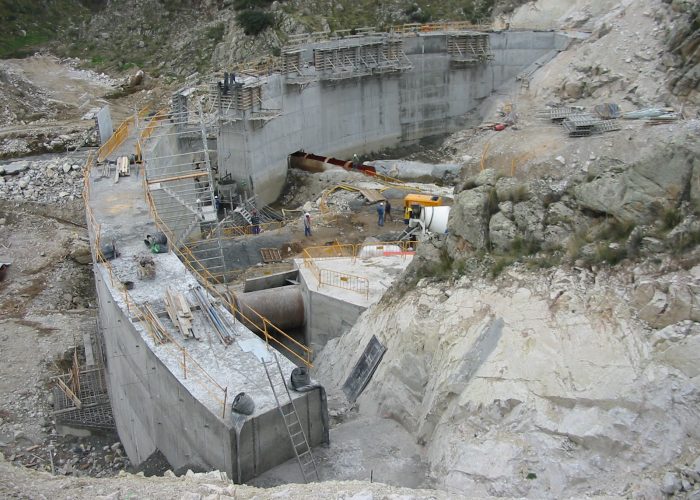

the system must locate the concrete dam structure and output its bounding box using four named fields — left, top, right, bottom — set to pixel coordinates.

left=214, top=29, right=570, bottom=204
left=82, top=25, right=573, bottom=485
